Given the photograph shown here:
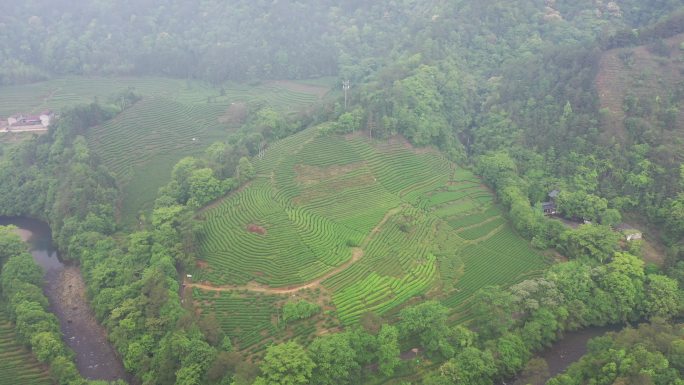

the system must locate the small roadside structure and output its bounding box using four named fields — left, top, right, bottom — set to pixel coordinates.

left=39, top=111, right=54, bottom=127
left=615, top=223, right=642, bottom=241
left=6, top=110, right=54, bottom=128
left=541, top=189, right=560, bottom=215
left=542, top=201, right=557, bottom=215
